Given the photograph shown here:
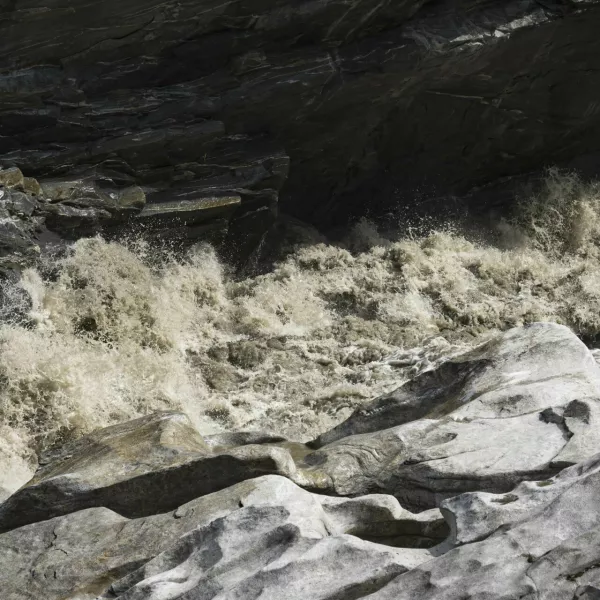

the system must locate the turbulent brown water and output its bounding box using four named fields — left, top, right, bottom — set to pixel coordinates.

left=3, top=169, right=600, bottom=492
